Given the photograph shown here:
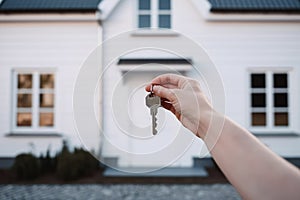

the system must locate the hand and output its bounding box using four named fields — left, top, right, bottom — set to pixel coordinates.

left=145, top=74, right=215, bottom=138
